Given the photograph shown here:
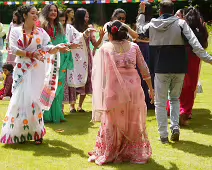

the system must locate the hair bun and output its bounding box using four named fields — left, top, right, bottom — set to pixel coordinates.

left=107, top=20, right=128, bottom=41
